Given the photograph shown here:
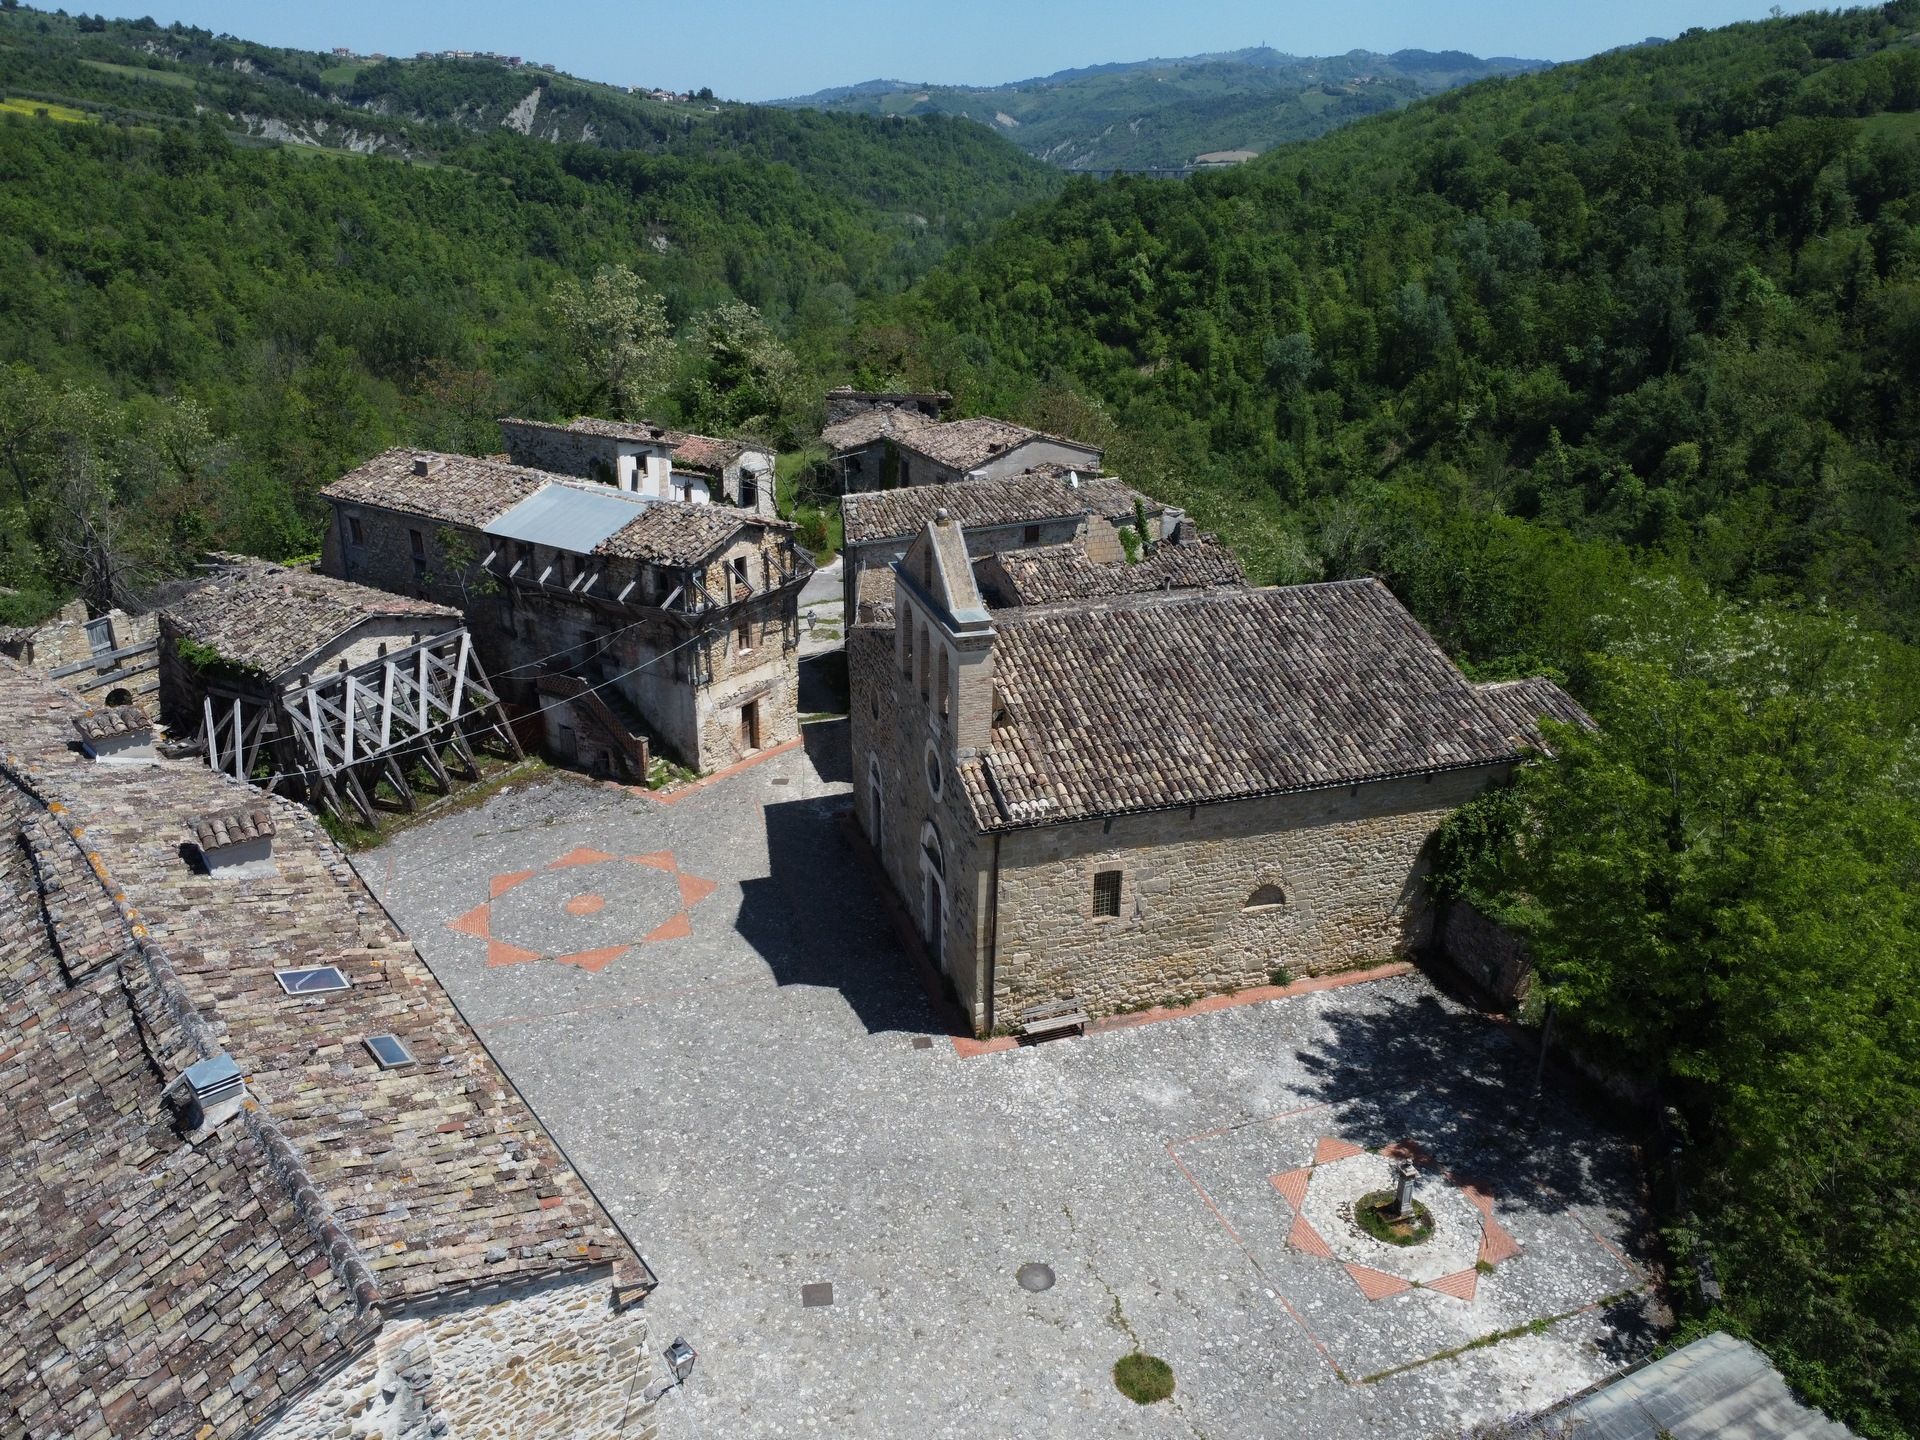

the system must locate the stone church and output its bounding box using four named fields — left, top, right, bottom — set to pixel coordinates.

left=847, top=517, right=1585, bottom=1037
